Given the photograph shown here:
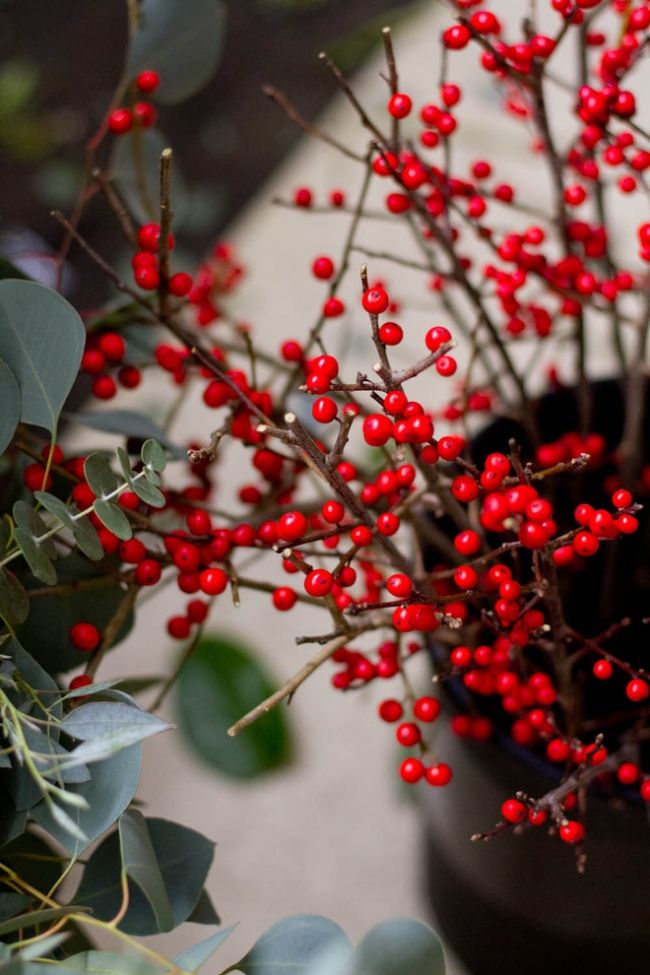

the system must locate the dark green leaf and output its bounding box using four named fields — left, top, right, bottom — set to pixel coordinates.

left=17, top=553, right=133, bottom=673
left=140, top=439, right=166, bottom=473
left=13, top=500, right=57, bottom=557
left=31, top=744, right=142, bottom=854
left=175, top=634, right=292, bottom=780
left=92, top=500, right=132, bottom=540
left=75, top=817, right=214, bottom=935
left=0, top=280, right=84, bottom=434
left=0, top=568, right=29, bottom=624
left=118, top=810, right=173, bottom=933
left=83, top=454, right=118, bottom=499
left=0, top=893, right=31, bottom=924
left=0, top=515, right=11, bottom=555
left=70, top=412, right=185, bottom=460
left=0, top=798, right=27, bottom=850
left=60, top=701, right=171, bottom=765
left=13, top=528, right=56, bottom=585
left=186, top=887, right=220, bottom=926
left=0, top=832, right=63, bottom=893
left=9, top=640, right=62, bottom=719
left=173, top=925, right=236, bottom=972
left=0, top=357, right=20, bottom=455
left=128, top=0, right=226, bottom=104
left=230, top=915, right=351, bottom=975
